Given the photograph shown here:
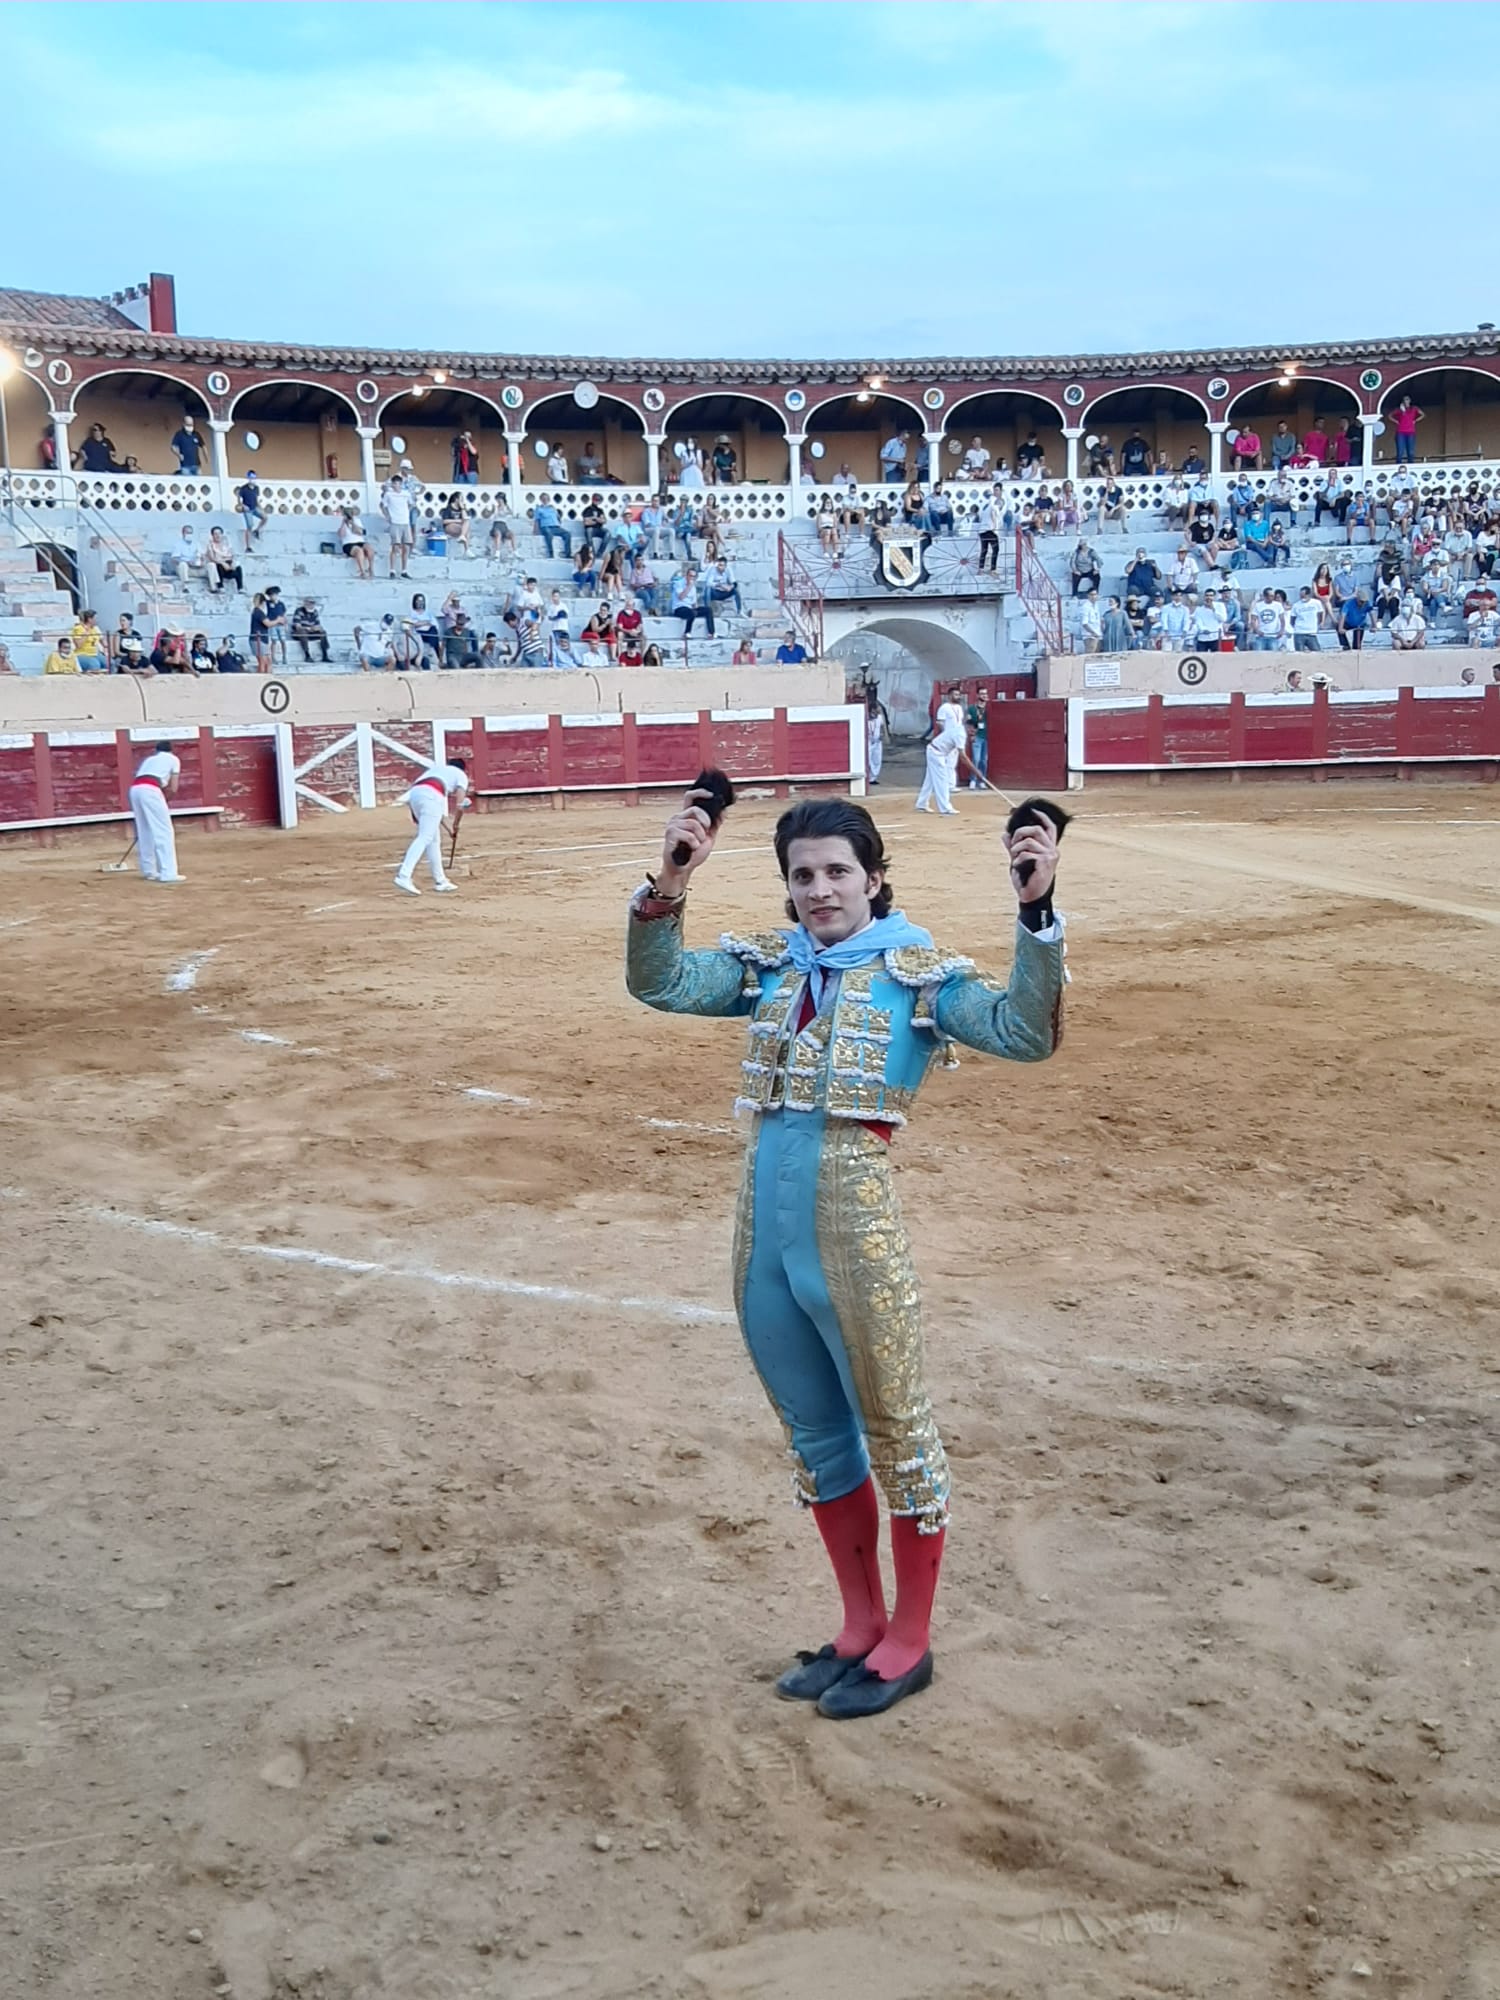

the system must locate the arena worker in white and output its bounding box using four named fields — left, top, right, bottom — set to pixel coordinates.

left=914, top=690, right=966, bottom=816
left=394, top=756, right=470, bottom=895
left=128, top=741, right=186, bottom=883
